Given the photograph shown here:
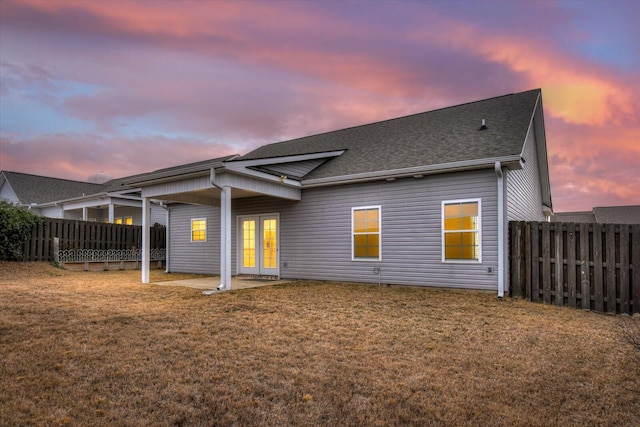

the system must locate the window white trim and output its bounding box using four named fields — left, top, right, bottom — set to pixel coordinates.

left=191, top=218, right=207, bottom=242
left=351, top=205, right=382, bottom=261
left=442, top=198, right=482, bottom=263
